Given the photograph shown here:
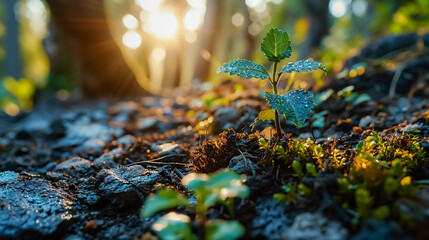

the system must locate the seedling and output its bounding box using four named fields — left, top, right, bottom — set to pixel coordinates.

left=218, top=27, right=326, bottom=143
left=141, top=169, right=249, bottom=240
